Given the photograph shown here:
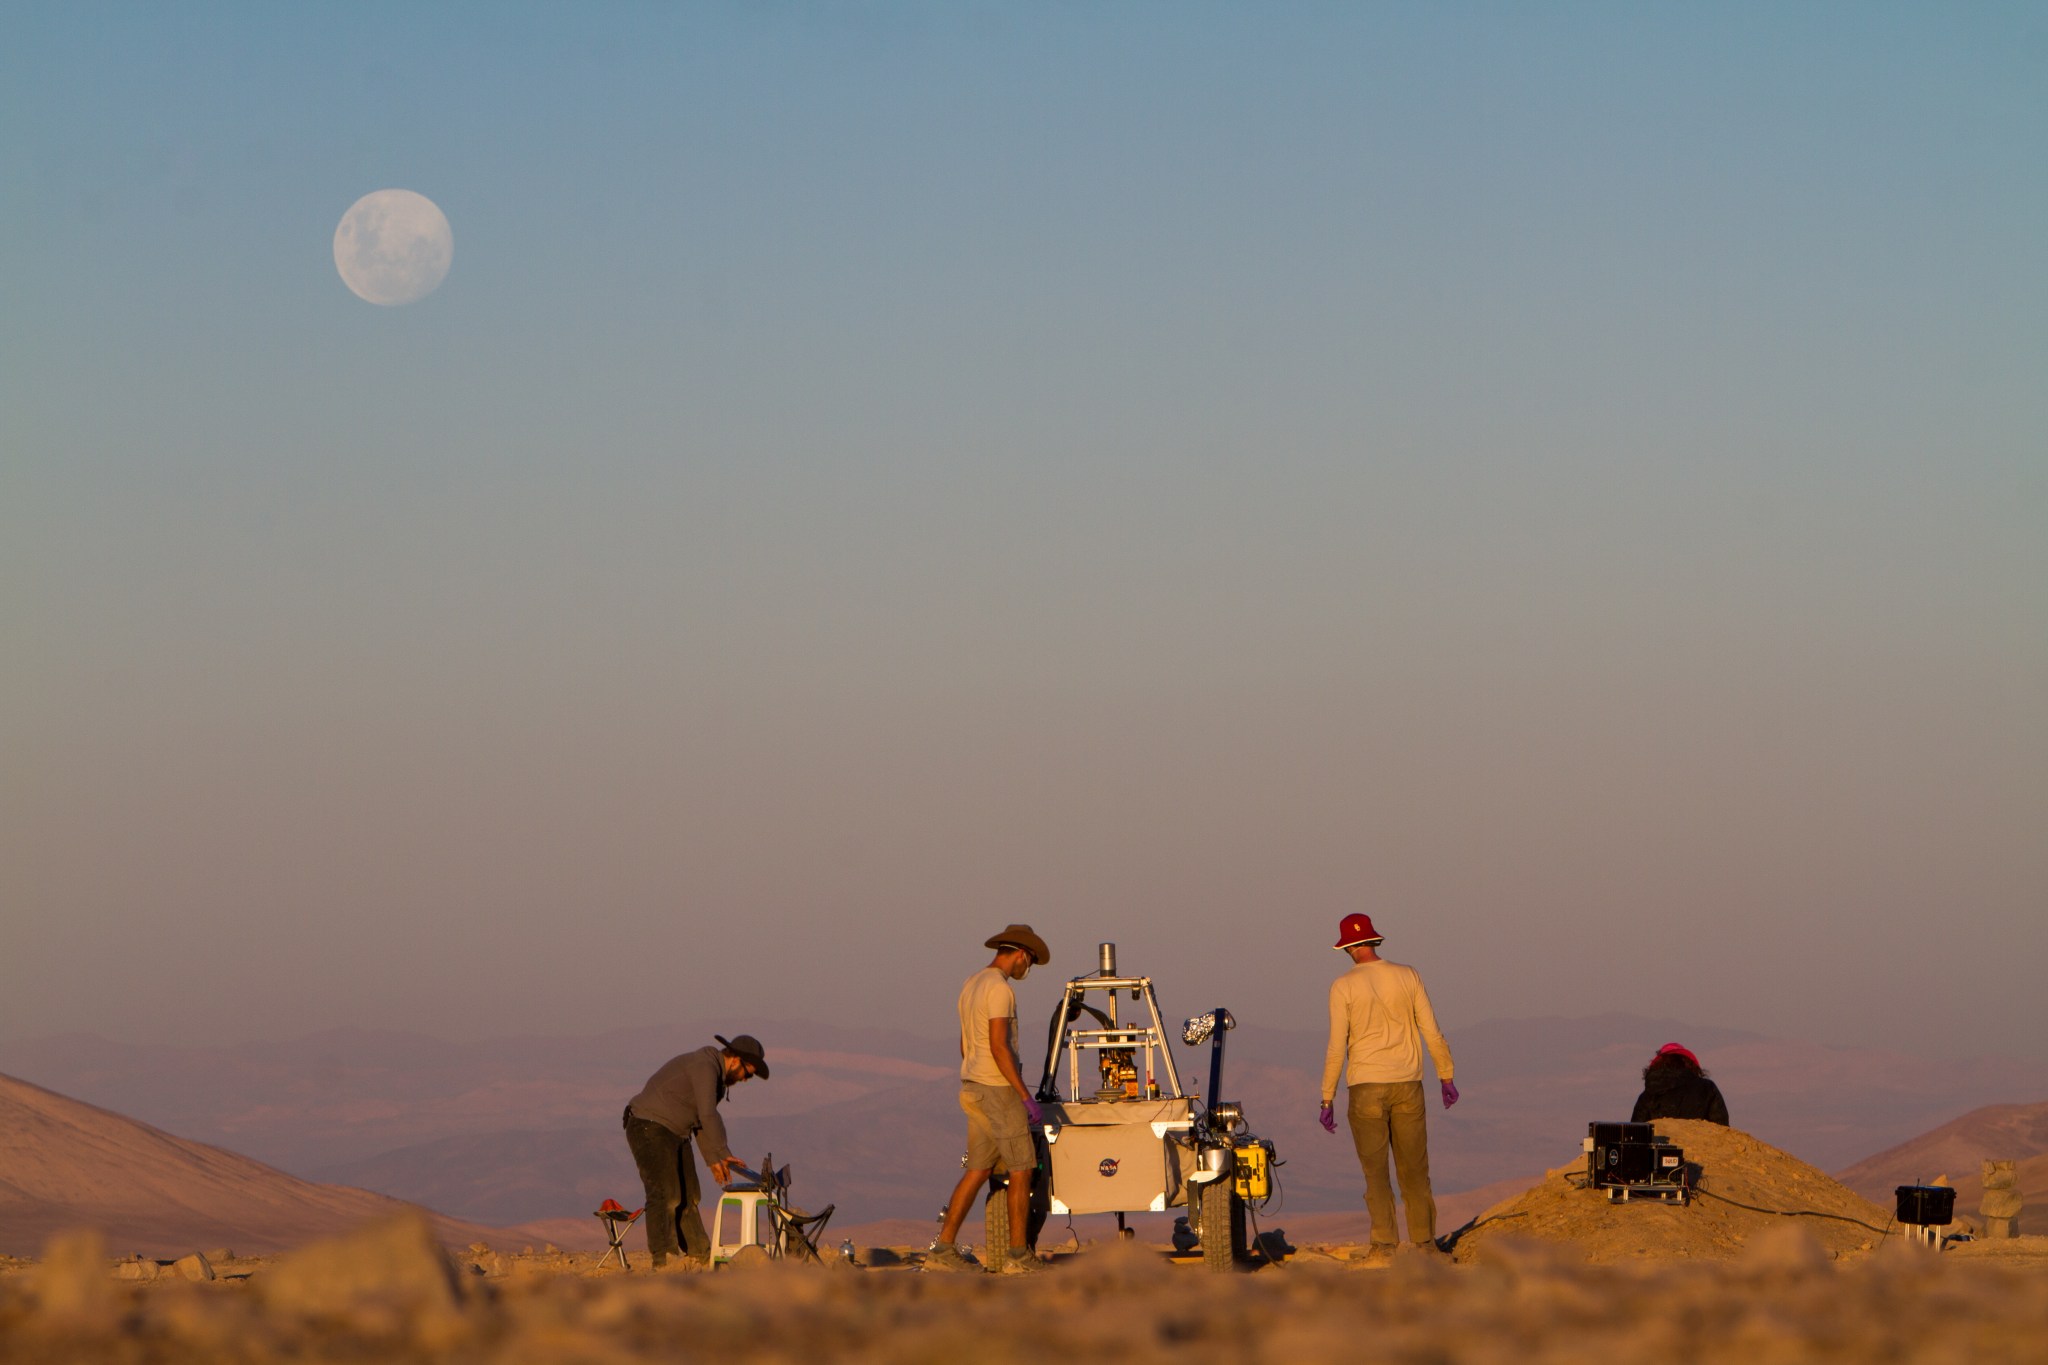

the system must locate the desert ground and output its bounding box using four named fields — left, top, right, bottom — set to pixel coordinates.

left=6, top=1118, right=2045, bottom=1363
left=5, top=1218, right=2048, bottom=1364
